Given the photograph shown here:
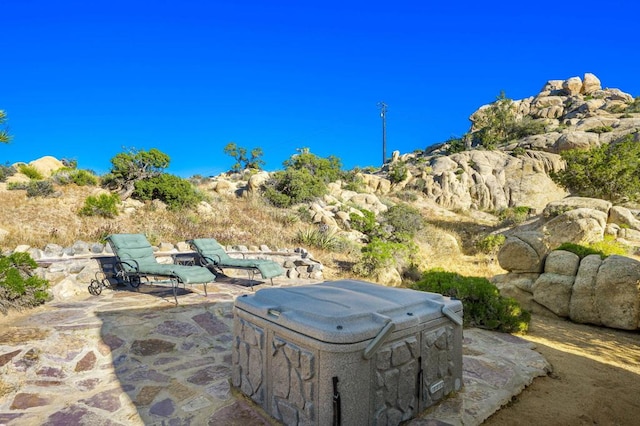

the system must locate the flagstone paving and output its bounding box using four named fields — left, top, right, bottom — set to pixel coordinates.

left=0, top=277, right=550, bottom=426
